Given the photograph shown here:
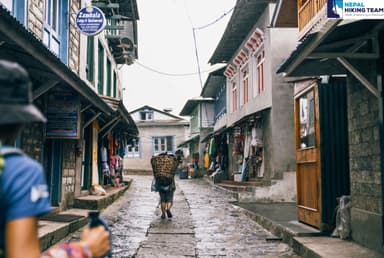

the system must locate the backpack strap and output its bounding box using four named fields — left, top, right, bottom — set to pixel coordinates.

left=0, top=147, right=23, bottom=258
left=0, top=148, right=24, bottom=200
left=0, top=148, right=24, bottom=176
